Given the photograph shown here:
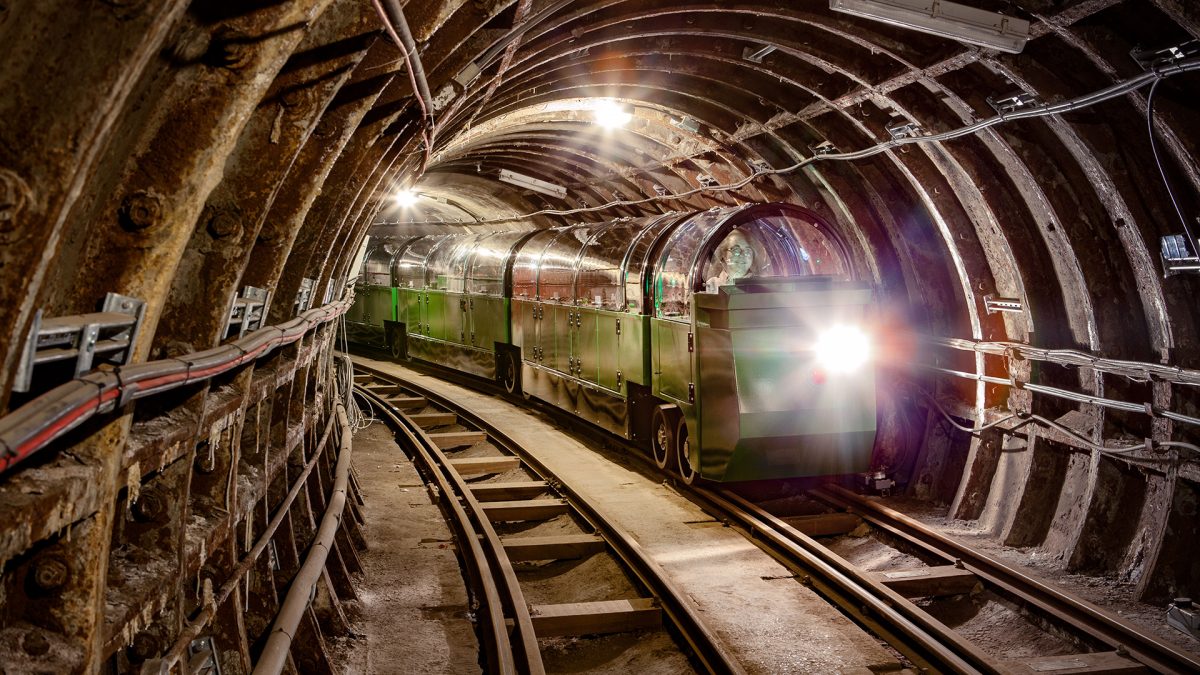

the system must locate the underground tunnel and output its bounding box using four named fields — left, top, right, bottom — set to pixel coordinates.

left=1, top=0, right=1199, bottom=672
